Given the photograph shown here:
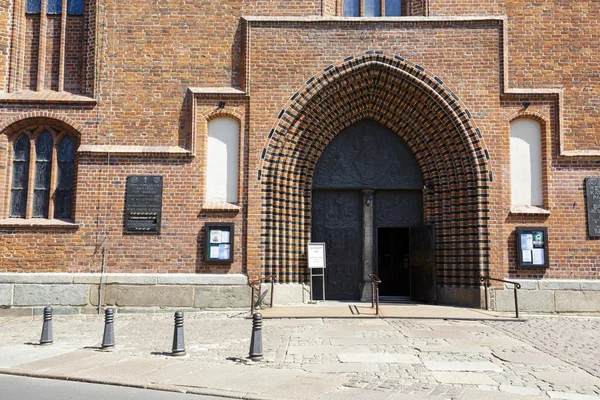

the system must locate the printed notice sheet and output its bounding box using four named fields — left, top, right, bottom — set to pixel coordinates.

left=532, top=248, right=544, bottom=265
